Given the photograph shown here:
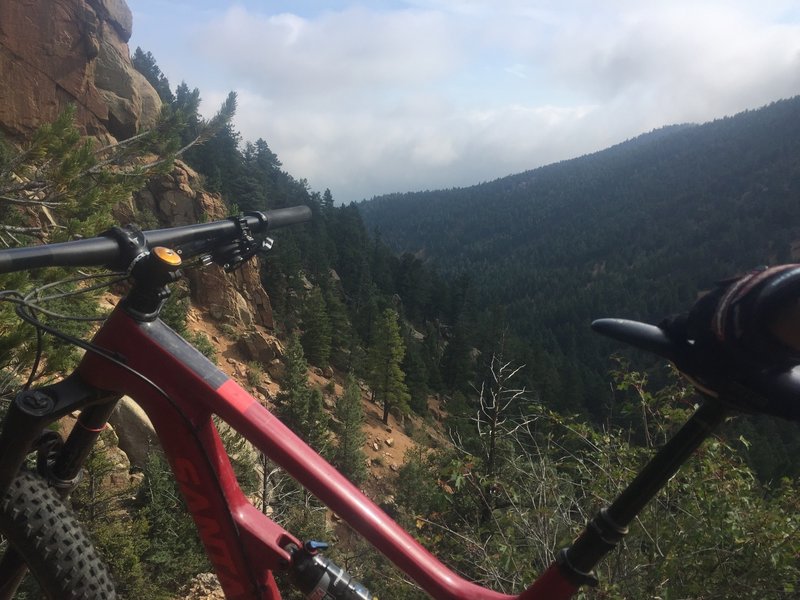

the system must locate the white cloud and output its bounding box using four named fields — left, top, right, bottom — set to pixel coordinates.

left=129, top=1, right=800, bottom=202
left=190, top=6, right=464, bottom=97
